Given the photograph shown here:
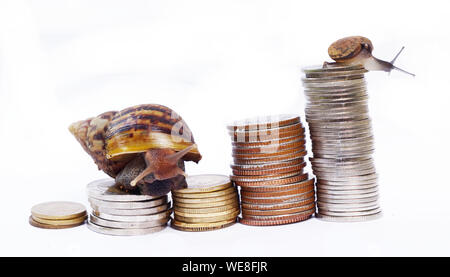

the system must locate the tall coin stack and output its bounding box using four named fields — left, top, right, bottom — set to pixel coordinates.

left=171, top=175, right=240, bottom=232
left=86, top=179, right=172, bottom=235
left=227, top=115, right=316, bottom=226
left=302, top=64, right=381, bottom=222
